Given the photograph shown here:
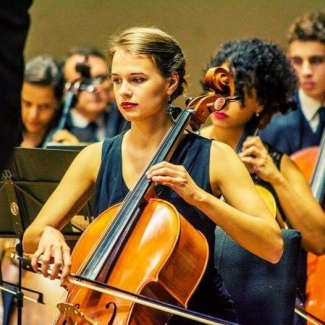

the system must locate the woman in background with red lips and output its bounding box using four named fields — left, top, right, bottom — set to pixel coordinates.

left=200, top=37, right=325, bottom=325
